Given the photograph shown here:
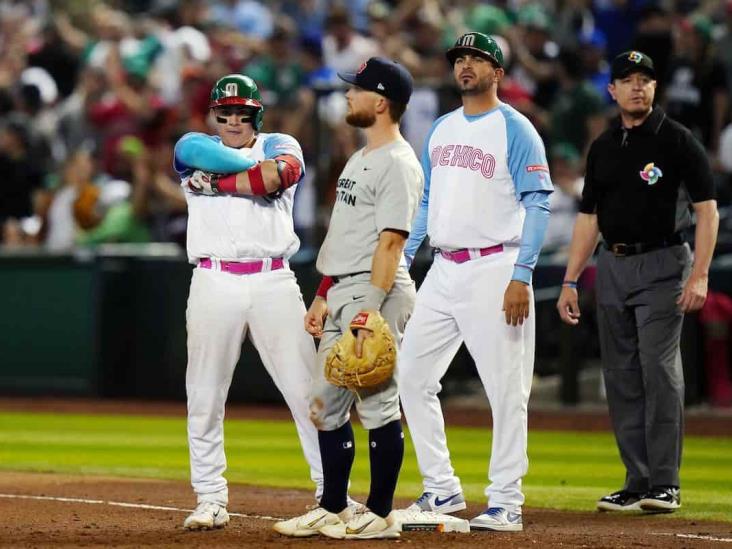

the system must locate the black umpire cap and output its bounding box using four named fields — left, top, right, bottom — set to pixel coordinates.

left=338, top=57, right=414, bottom=105
left=610, top=50, right=656, bottom=81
